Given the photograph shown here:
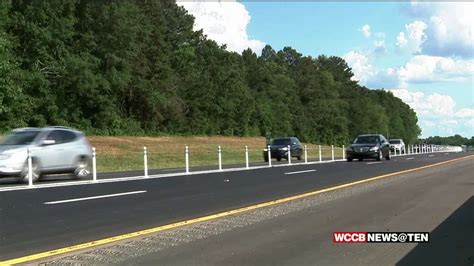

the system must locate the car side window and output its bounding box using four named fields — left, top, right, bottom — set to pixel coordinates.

left=45, top=130, right=63, bottom=144
left=60, top=130, right=77, bottom=143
